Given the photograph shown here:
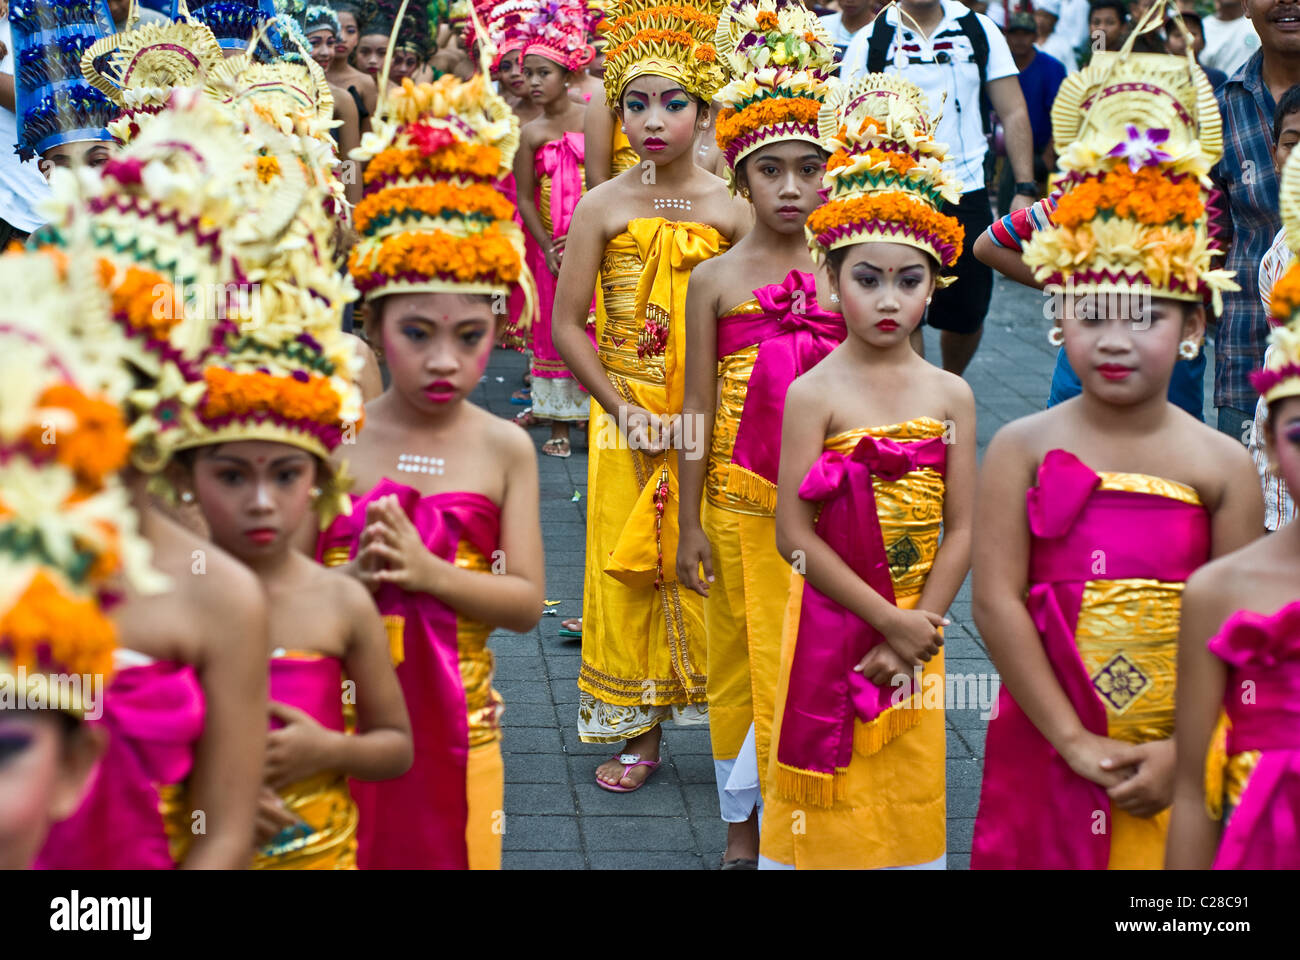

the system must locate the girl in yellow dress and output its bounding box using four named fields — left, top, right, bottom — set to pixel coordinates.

left=759, top=74, right=976, bottom=870
left=677, top=0, right=841, bottom=866
left=970, top=43, right=1263, bottom=870
left=552, top=0, right=751, bottom=792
